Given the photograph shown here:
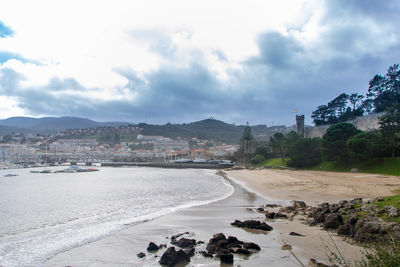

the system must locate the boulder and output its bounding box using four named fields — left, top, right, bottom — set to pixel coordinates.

left=243, top=242, right=261, bottom=250
left=292, top=200, right=307, bottom=209
left=159, top=247, right=190, bottom=267
left=217, top=253, right=234, bottom=264
left=231, top=220, right=273, bottom=231
left=354, top=219, right=386, bottom=242
left=206, top=233, right=227, bottom=254
left=136, top=252, right=146, bottom=258
left=289, top=232, right=304, bottom=236
left=234, top=248, right=252, bottom=255
left=387, top=206, right=399, bottom=217
left=200, top=251, right=213, bottom=257
left=147, top=242, right=159, bottom=252
left=171, top=237, right=197, bottom=249
left=323, top=213, right=343, bottom=229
